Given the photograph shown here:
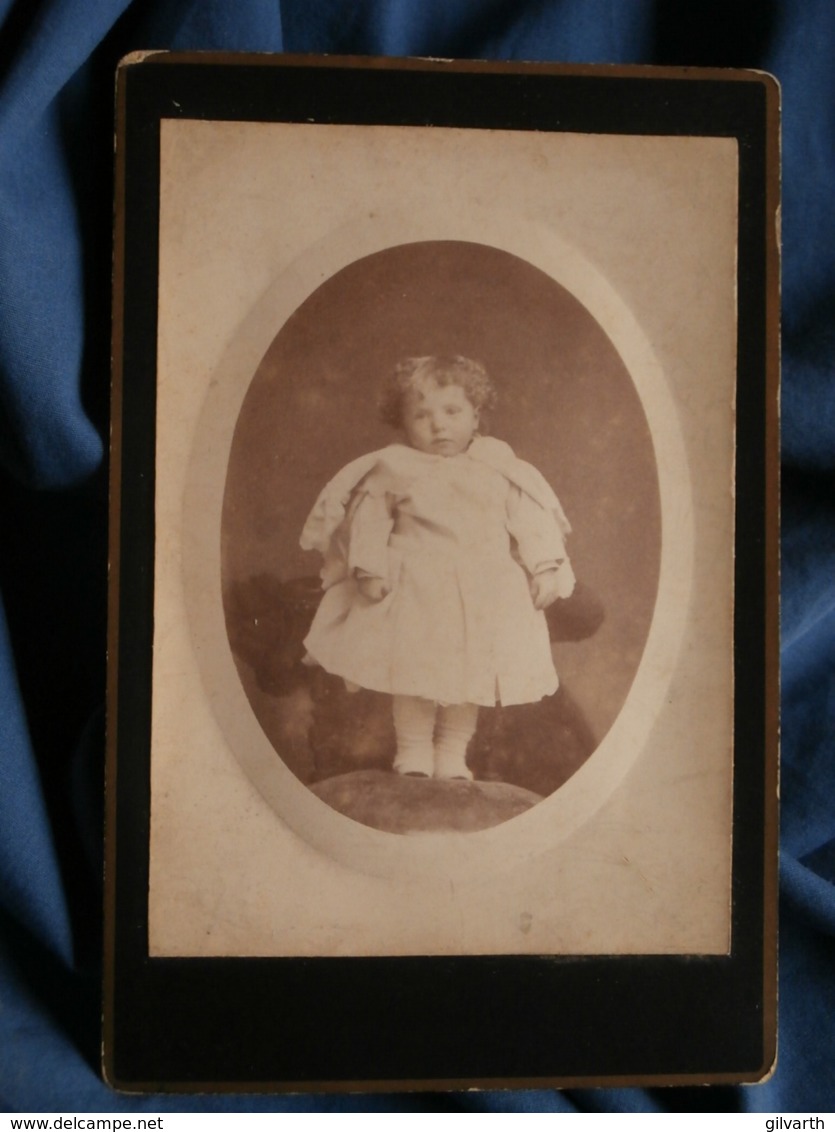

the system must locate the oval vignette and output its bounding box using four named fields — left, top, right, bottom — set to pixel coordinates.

left=220, top=240, right=661, bottom=834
